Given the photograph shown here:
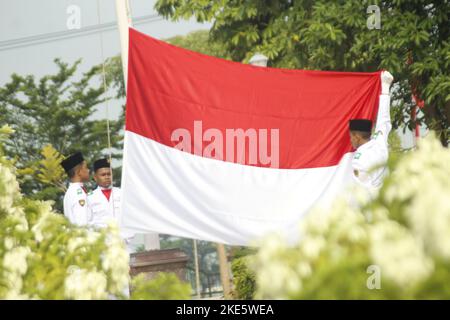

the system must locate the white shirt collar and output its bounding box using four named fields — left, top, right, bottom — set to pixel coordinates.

left=356, top=139, right=374, bottom=152
left=69, top=182, right=84, bottom=187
